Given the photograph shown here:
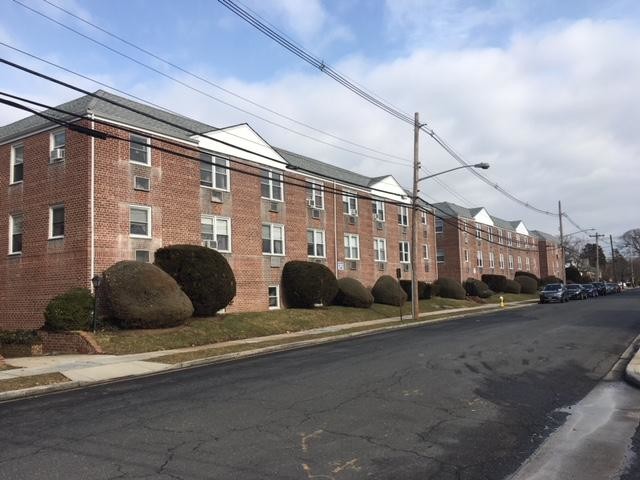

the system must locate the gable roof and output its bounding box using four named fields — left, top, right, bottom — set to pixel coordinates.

left=531, top=230, right=560, bottom=243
